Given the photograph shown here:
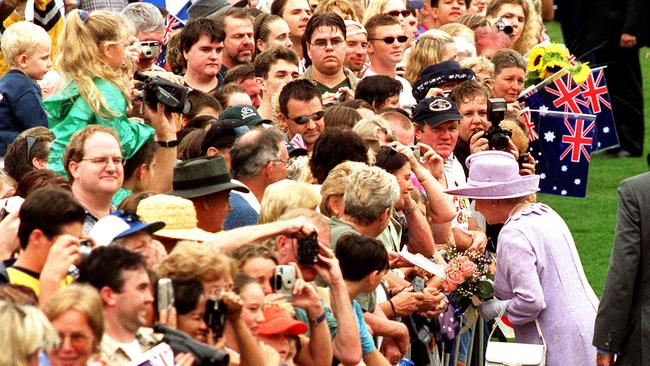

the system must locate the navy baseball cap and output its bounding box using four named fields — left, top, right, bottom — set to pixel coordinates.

left=412, top=96, right=461, bottom=127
